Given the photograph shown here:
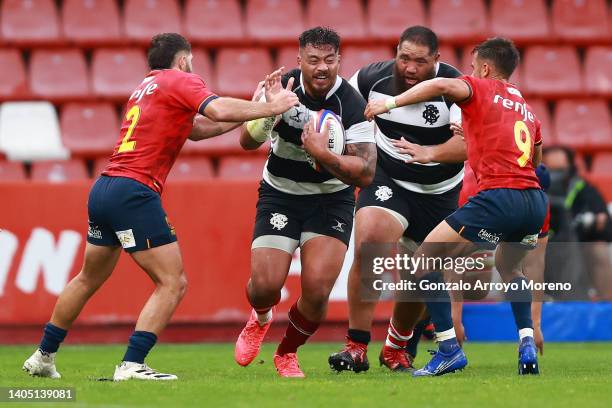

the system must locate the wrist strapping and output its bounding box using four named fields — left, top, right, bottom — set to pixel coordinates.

left=385, top=97, right=397, bottom=111
left=246, top=115, right=278, bottom=142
